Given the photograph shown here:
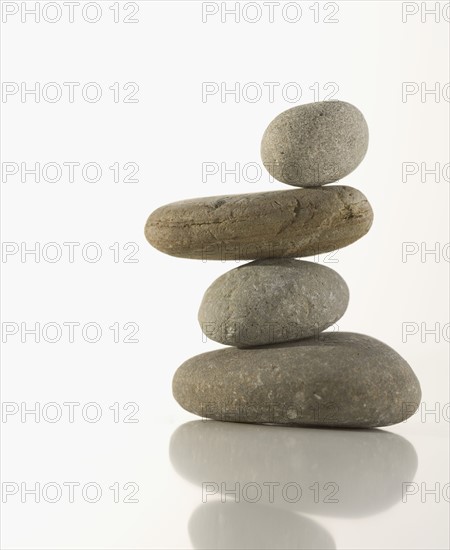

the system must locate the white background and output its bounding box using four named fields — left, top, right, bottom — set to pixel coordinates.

left=1, top=1, right=449, bottom=548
